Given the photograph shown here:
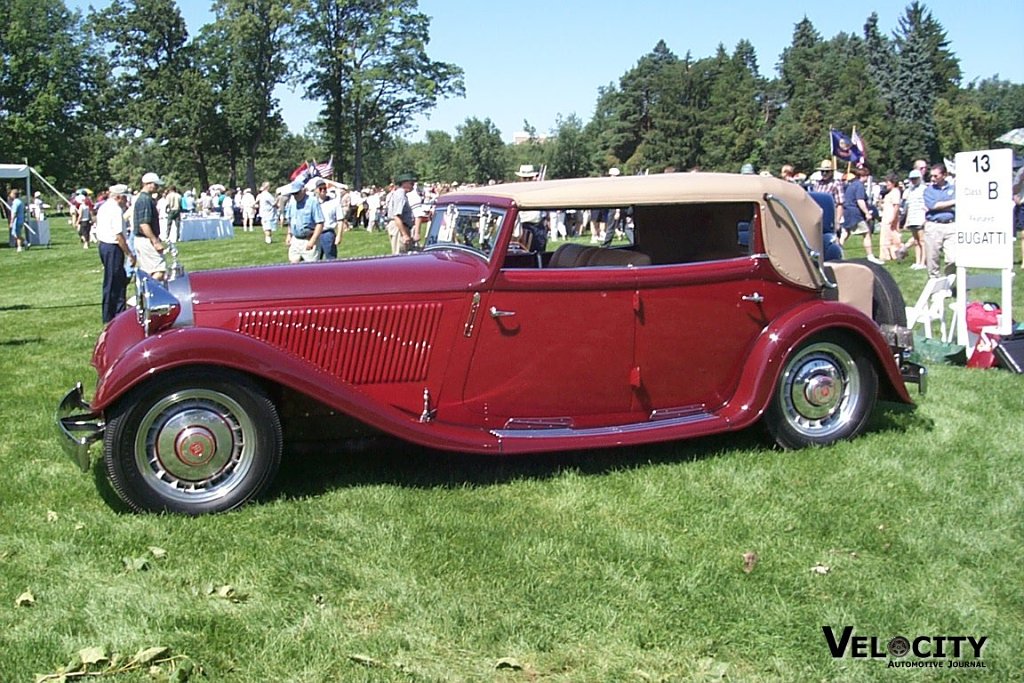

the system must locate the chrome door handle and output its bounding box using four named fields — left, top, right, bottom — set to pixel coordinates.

left=489, top=306, right=516, bottom=318
left=741, top=293, right=764, bottom=303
